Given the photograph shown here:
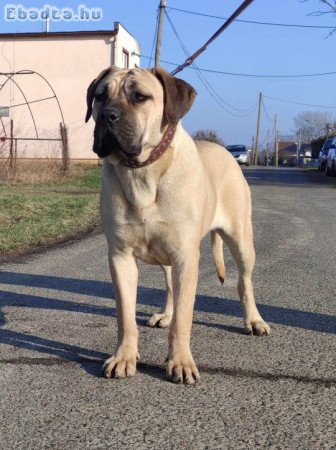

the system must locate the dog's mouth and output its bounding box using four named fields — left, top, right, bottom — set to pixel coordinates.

left=93, top=124, right=142, bottom=159
left=119, top=146, right=142, bottom=160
